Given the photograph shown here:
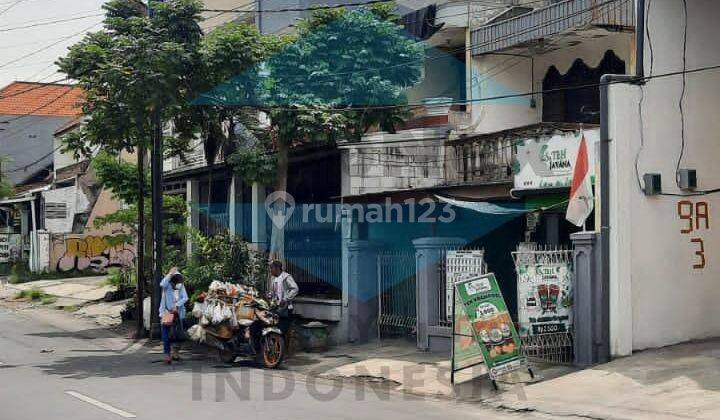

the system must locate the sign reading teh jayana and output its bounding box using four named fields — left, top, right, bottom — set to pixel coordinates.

left=513, top=129, right=599, bottom=191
